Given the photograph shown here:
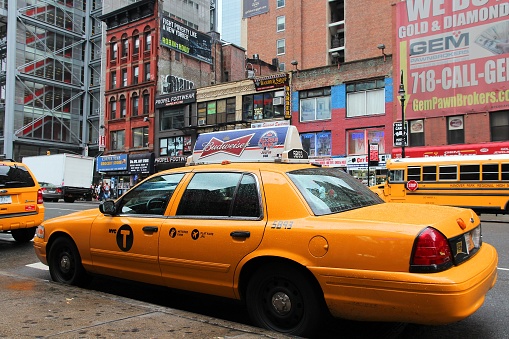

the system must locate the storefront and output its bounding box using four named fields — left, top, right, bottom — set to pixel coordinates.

left=346, top=154, right=390, bottom=186
left=96, top=154, right=130, bottom=198
left=392, top=141, right=509, bottom=158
